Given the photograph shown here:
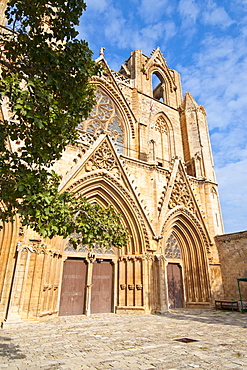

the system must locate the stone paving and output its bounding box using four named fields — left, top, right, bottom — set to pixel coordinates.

left=0, top=309, right=247, bottom=369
